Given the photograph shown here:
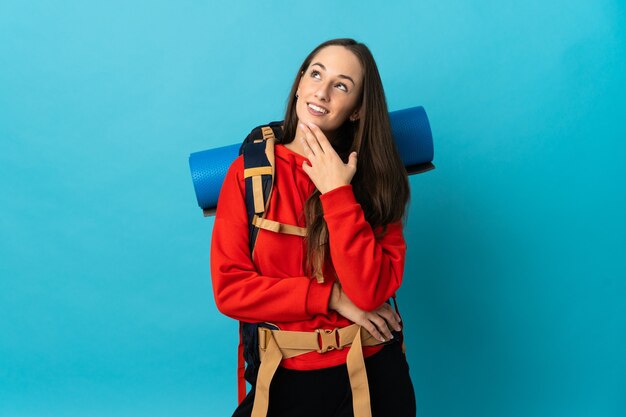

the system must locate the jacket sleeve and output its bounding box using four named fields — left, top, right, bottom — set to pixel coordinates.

left=210, top=156, right=334, bottom=323
left=320, top=185, right=407, bottom=311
